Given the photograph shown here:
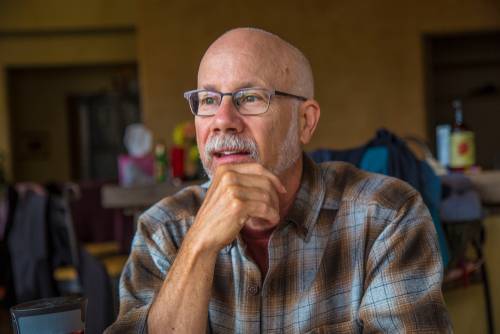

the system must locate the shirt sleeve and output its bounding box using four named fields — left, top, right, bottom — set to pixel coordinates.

left=358, top=193, right=455, bottom=333
left=104, top=215, right=171, bottom=334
